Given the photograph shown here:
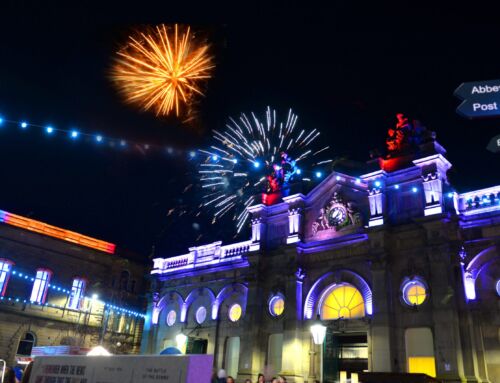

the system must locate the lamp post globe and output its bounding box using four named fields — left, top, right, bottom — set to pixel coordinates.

left=310, top=316, right=327, bottom=345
